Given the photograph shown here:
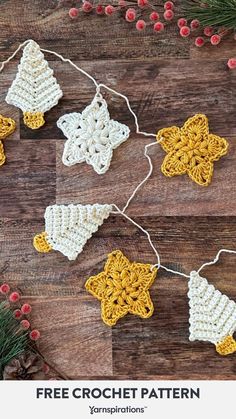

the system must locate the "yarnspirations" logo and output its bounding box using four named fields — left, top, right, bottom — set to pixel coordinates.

left=89, top=406, right=147, bottom=415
